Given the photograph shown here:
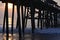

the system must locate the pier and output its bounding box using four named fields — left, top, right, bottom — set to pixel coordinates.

left=0, top=0, right=60, bottom=40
